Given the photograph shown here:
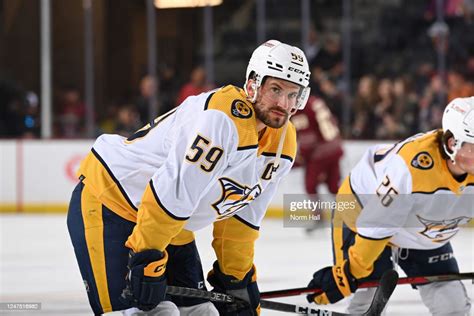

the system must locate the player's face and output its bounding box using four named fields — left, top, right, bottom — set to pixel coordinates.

left=254, top=78, right=301, bottom=128
left=455, top=142, right=474, bottom=175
